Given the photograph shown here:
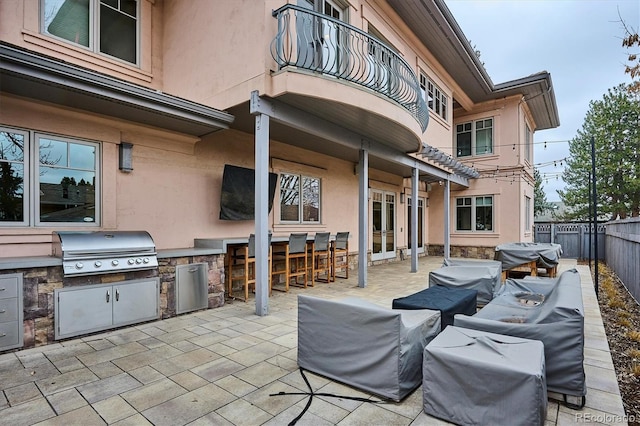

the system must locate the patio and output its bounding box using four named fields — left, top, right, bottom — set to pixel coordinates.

left=0, top=257, right=627, bottom=425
